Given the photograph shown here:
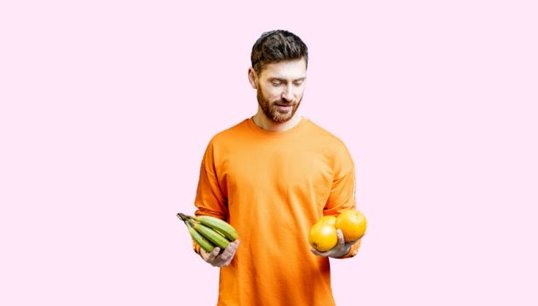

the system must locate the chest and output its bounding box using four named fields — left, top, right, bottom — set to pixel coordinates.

left=217, top=143, right=334, bottom=200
